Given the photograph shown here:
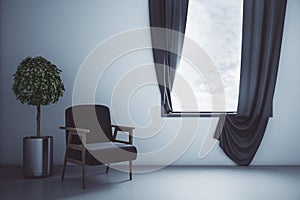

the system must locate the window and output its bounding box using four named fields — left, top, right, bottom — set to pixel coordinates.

left=171, top=0, right=243, bottom=113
